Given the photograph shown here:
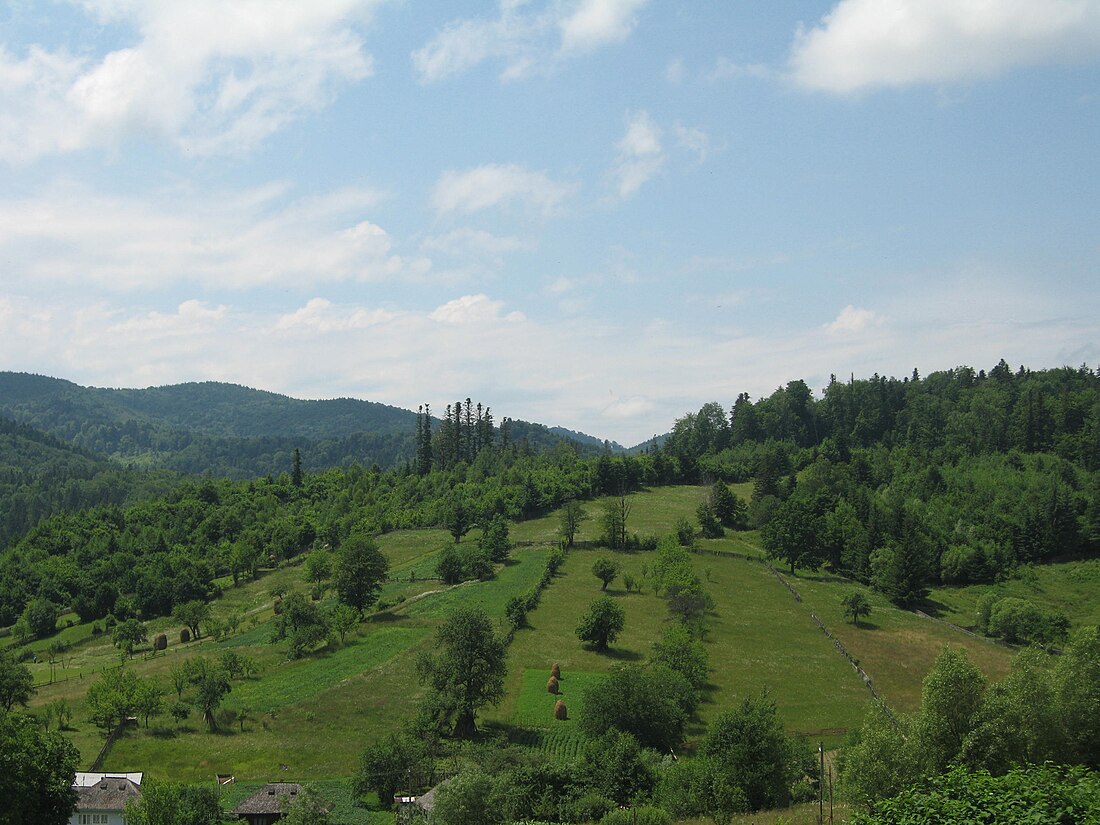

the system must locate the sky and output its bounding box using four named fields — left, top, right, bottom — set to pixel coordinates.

left=1, top=0, right=1099, bottom=447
